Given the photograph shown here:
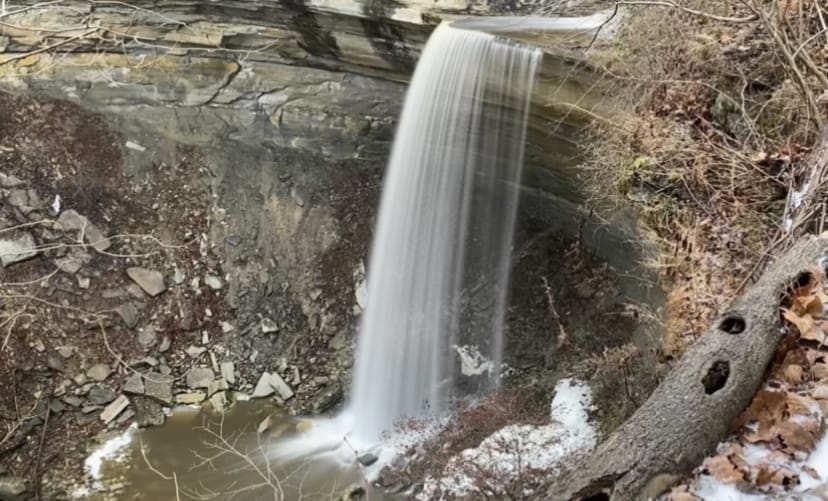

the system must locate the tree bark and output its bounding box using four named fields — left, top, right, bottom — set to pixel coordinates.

left=546, top=233, right=828, bottom=501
